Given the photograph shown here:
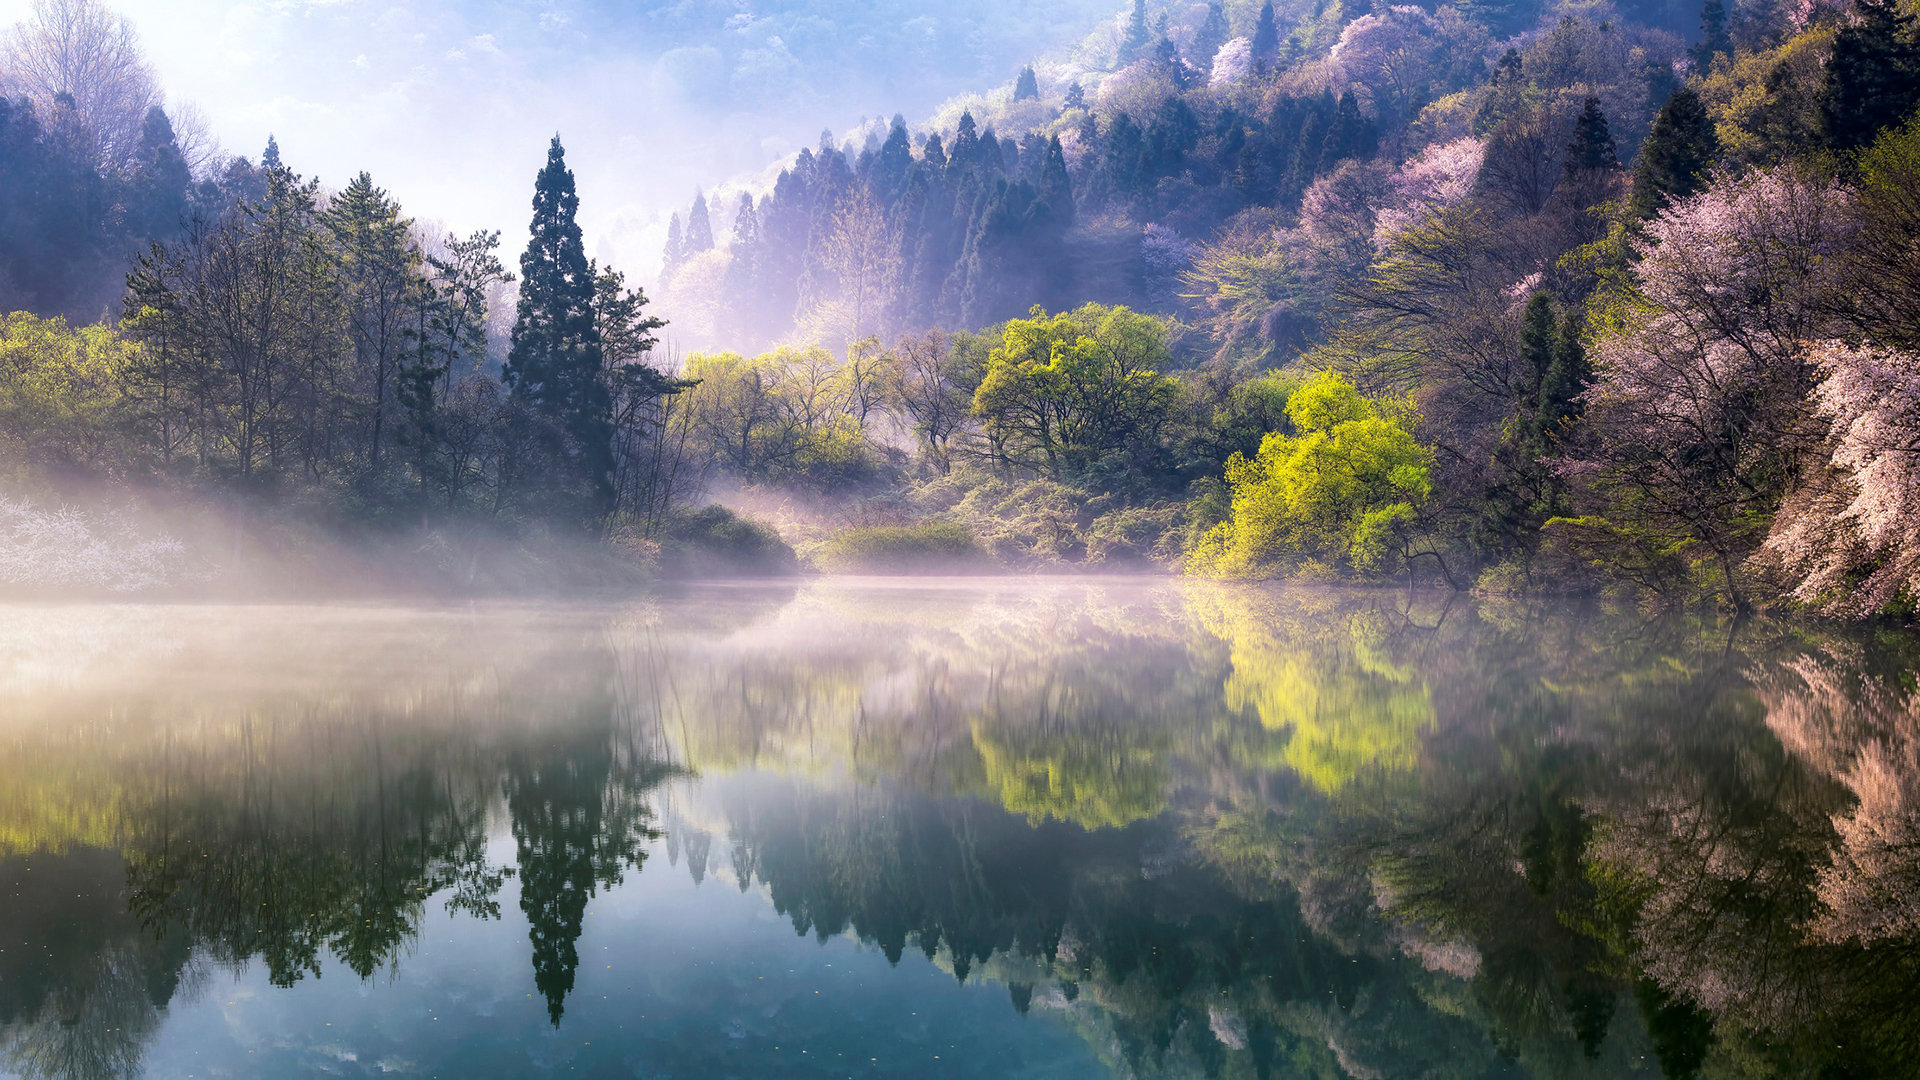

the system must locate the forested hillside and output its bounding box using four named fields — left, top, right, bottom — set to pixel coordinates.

left=4, top=0, right=1920, bottom=614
